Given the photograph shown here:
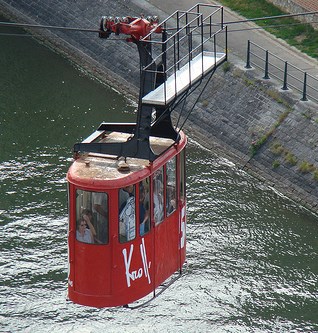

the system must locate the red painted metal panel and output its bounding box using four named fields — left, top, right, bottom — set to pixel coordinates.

left=74, top=242, right=111, bottom=296
left=154, top=213, right=180, bottom=287
left=111, top=233, right=154, bottom=306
